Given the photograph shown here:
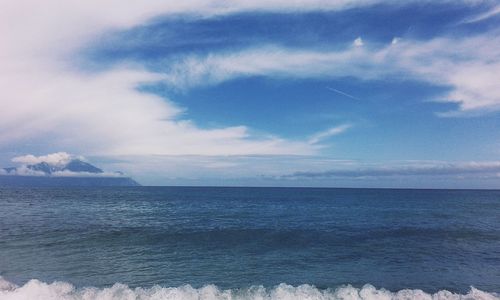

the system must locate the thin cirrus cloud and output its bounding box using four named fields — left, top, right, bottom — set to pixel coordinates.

left=463, top=4, right=500, bottom=23
left=162, top=32, right=500, bottom=114
left=308, top=124, right=352, bottom=145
